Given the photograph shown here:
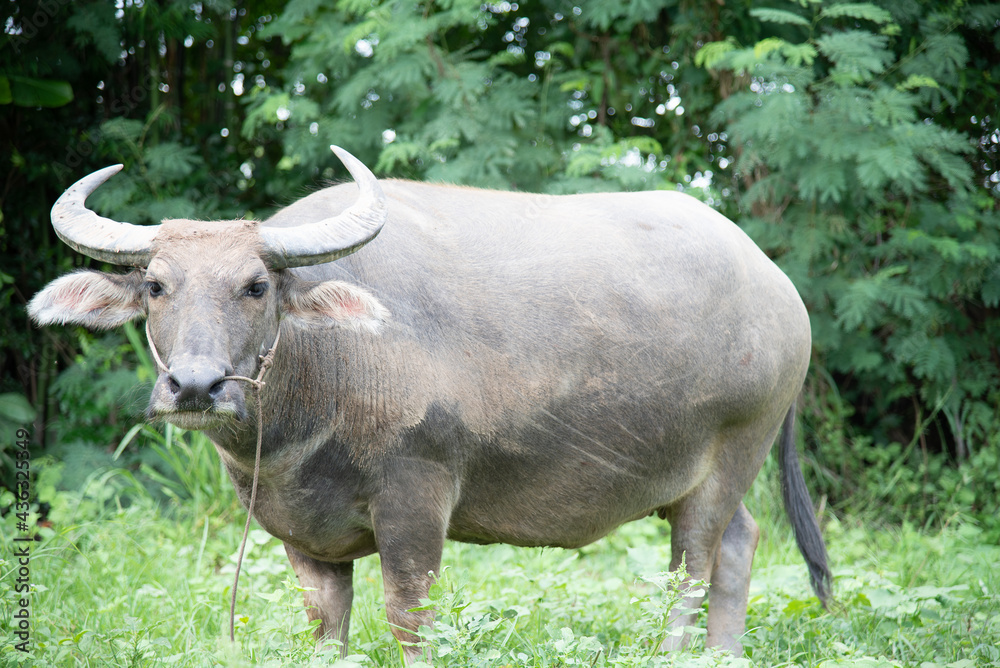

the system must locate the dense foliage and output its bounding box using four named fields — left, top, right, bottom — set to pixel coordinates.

left=2, top=0, right=999, bottom=594
left=696, top=1, right=1000, bottom=530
